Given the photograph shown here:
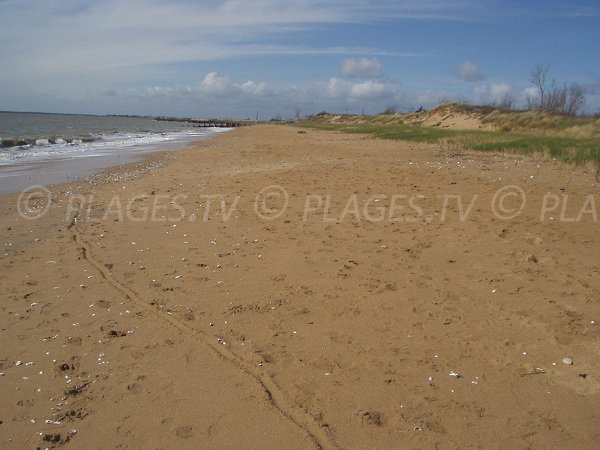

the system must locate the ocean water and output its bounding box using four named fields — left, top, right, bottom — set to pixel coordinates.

left=0, top=112, right=227, bottom=165
left=0, top=112, right=230, bottom=194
